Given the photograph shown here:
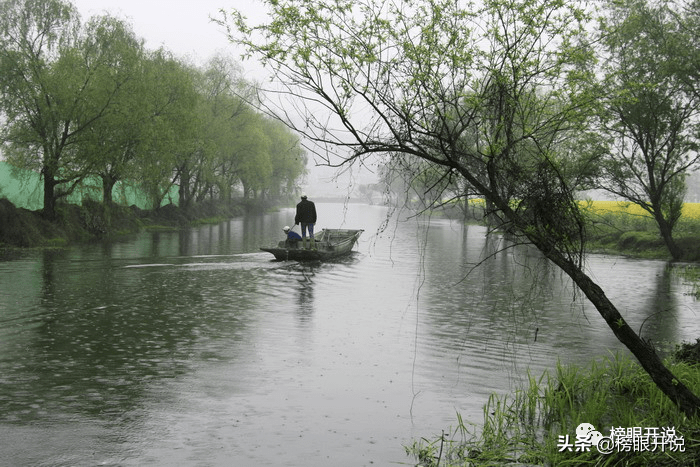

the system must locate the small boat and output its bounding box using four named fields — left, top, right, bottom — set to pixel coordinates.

left=260, top=228, right=363, bottom=261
